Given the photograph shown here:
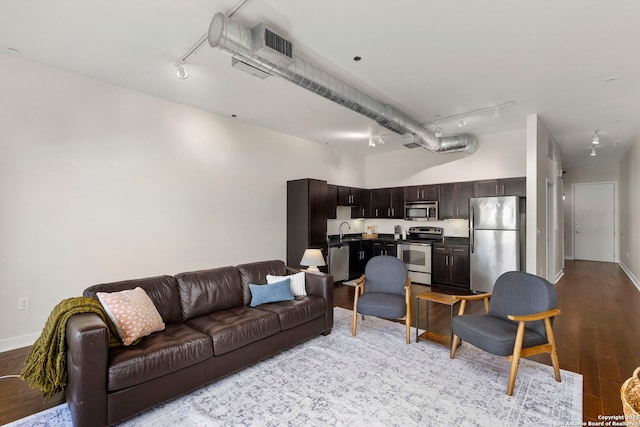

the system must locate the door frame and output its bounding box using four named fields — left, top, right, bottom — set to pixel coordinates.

left=571, top=181, right=618, bottom=262
left=546, top=179, right=555, bottom=281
